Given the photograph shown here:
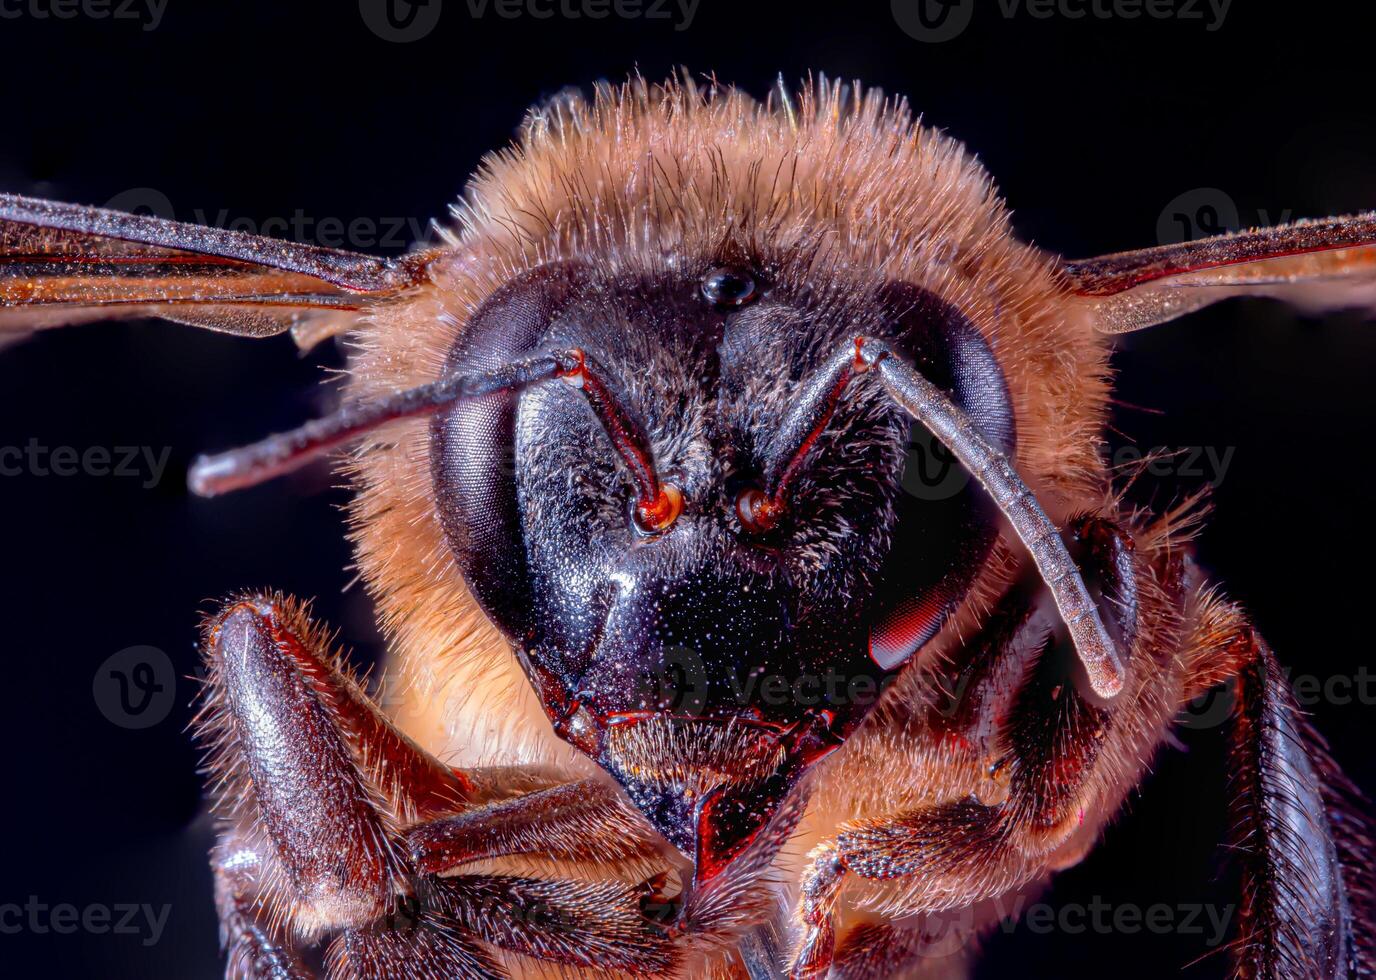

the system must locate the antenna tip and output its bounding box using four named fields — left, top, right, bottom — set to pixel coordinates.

left=187, top=454, right=232, bottom=498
